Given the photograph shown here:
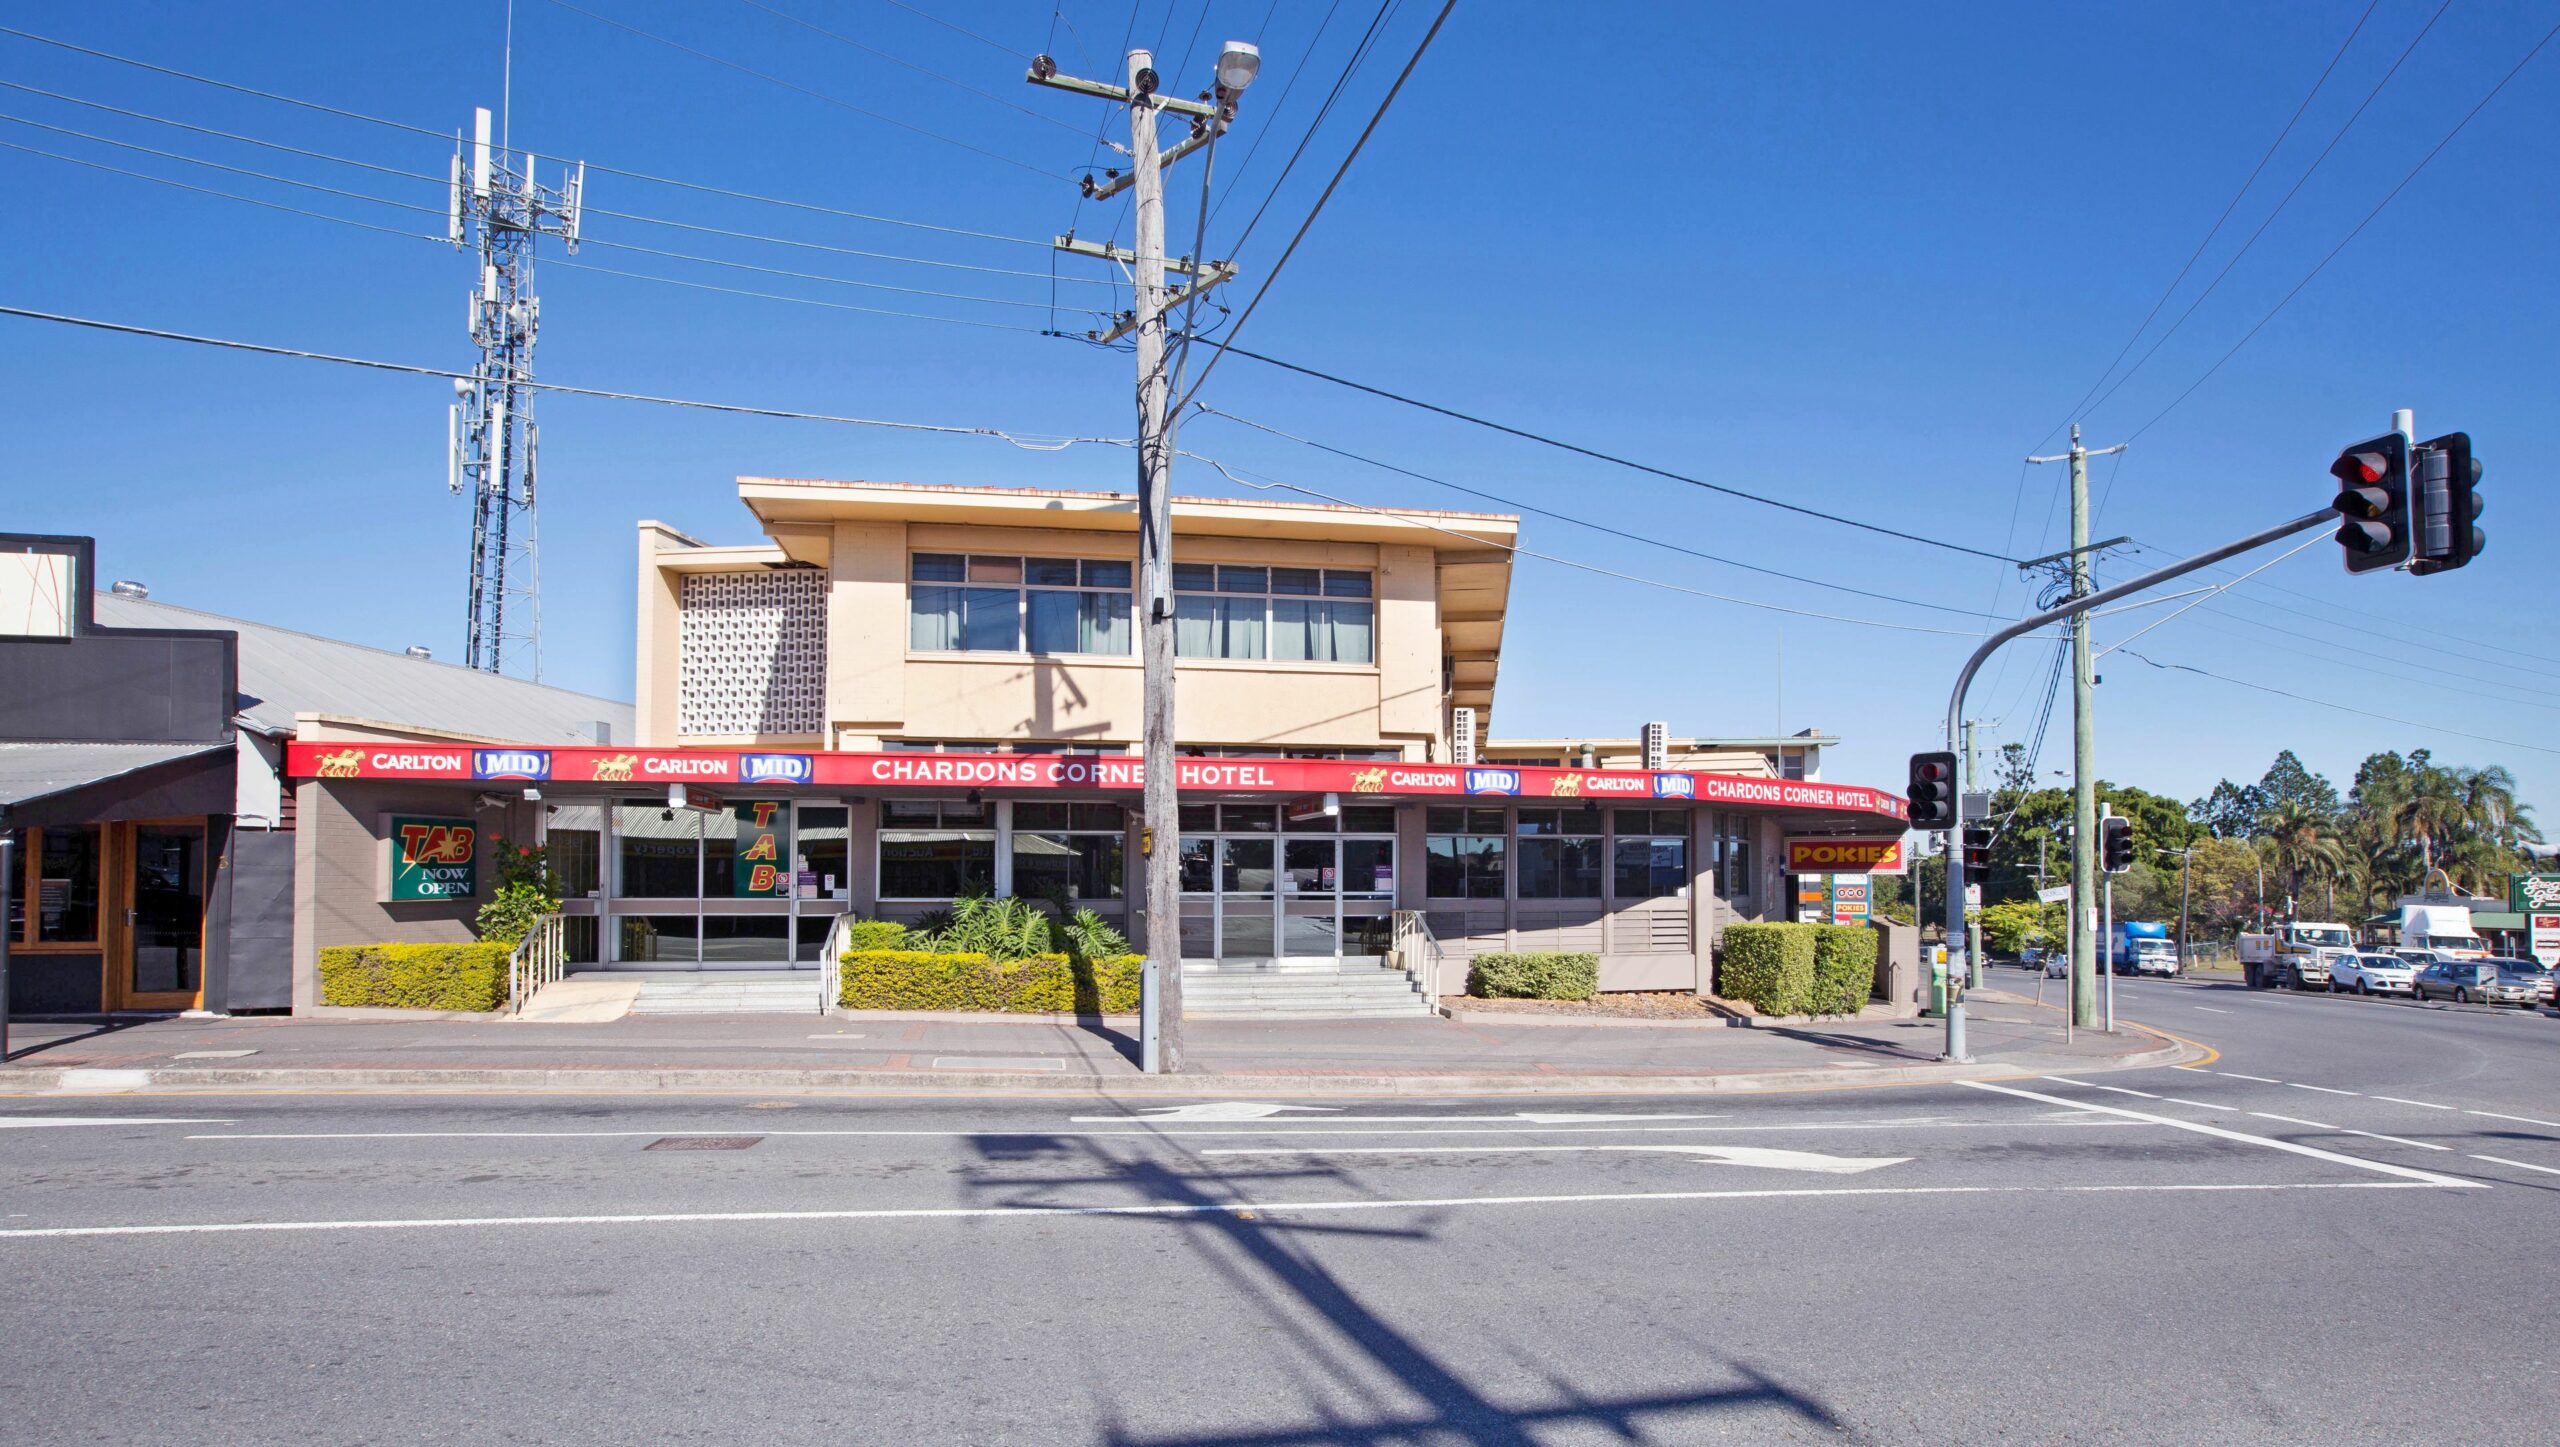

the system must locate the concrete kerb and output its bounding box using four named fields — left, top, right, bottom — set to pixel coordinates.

left=2, top=1032, right=2200, bottom=1100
